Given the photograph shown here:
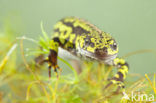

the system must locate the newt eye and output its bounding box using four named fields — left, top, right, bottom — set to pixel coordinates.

left=110, top=42, right=117, bottom=51
left=84, top=38, right=90, bottom=45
